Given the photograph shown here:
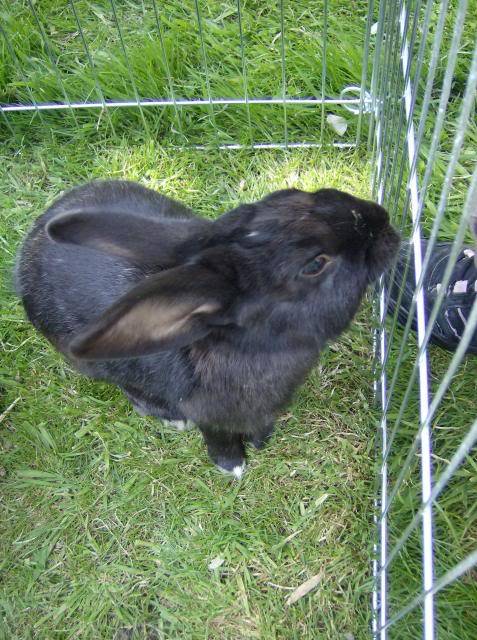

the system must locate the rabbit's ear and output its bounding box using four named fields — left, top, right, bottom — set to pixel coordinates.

left=69, top=264, right=235, bottom=359
left=46, top=210, right=209, bottom=266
